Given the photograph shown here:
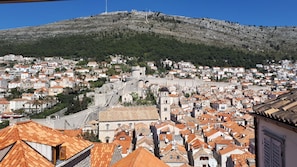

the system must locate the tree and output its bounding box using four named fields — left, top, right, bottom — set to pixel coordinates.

left=82, top=130, right=100, bottom=142
left=7, top=88, right=23, bottom=100
left=32, top=99, right=42, bottom=114
left=0, top=120, right=9, bottom=129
